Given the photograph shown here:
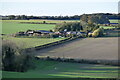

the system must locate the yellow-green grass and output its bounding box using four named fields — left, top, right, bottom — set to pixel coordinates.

left=1, top=20, right=79, bottom=34
left=1, top=20, right=80, bottom=23
left=2, top=60, right=119, bottom=78
left=100, top=26, right=116, bottom=29
left=109, top=19, right=119, bottom=23
left=3, top=36, right=66, bottom=49
left=2, top=20, right=55, bottom=34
